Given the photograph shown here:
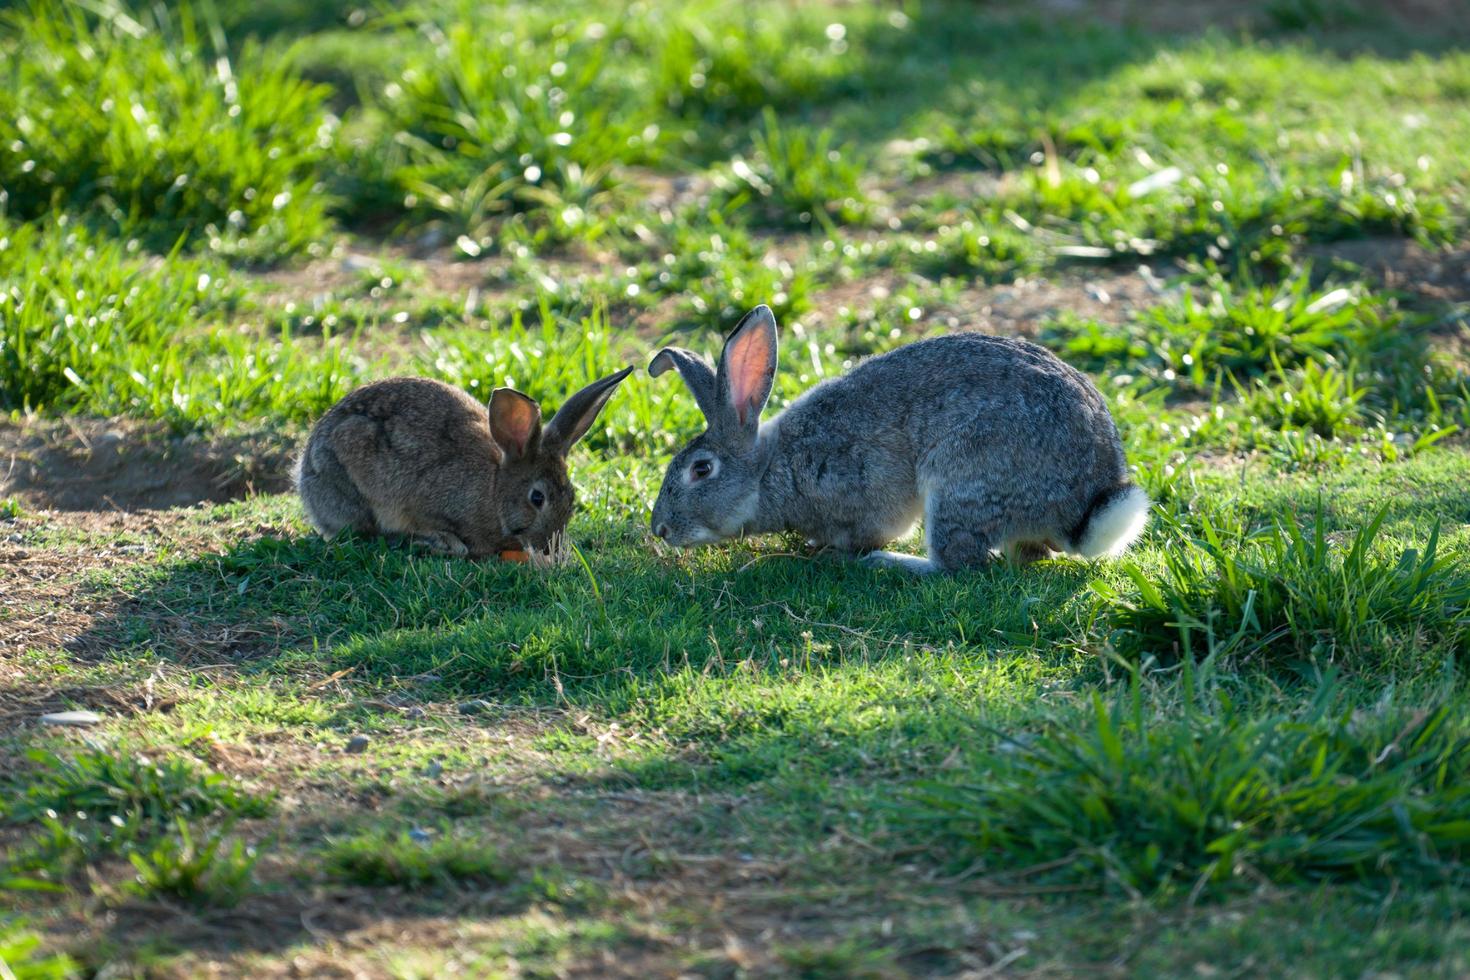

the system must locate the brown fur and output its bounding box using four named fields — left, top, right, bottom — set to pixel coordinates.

left=295, top=370, right=631, bottom=557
